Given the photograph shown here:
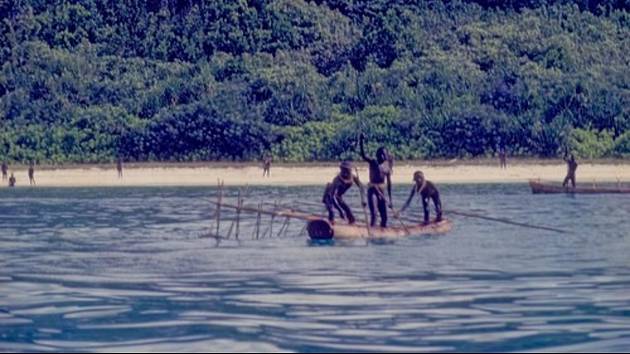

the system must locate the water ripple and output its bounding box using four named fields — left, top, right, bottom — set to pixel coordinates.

left=1, top=185, right=629, bottom=352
